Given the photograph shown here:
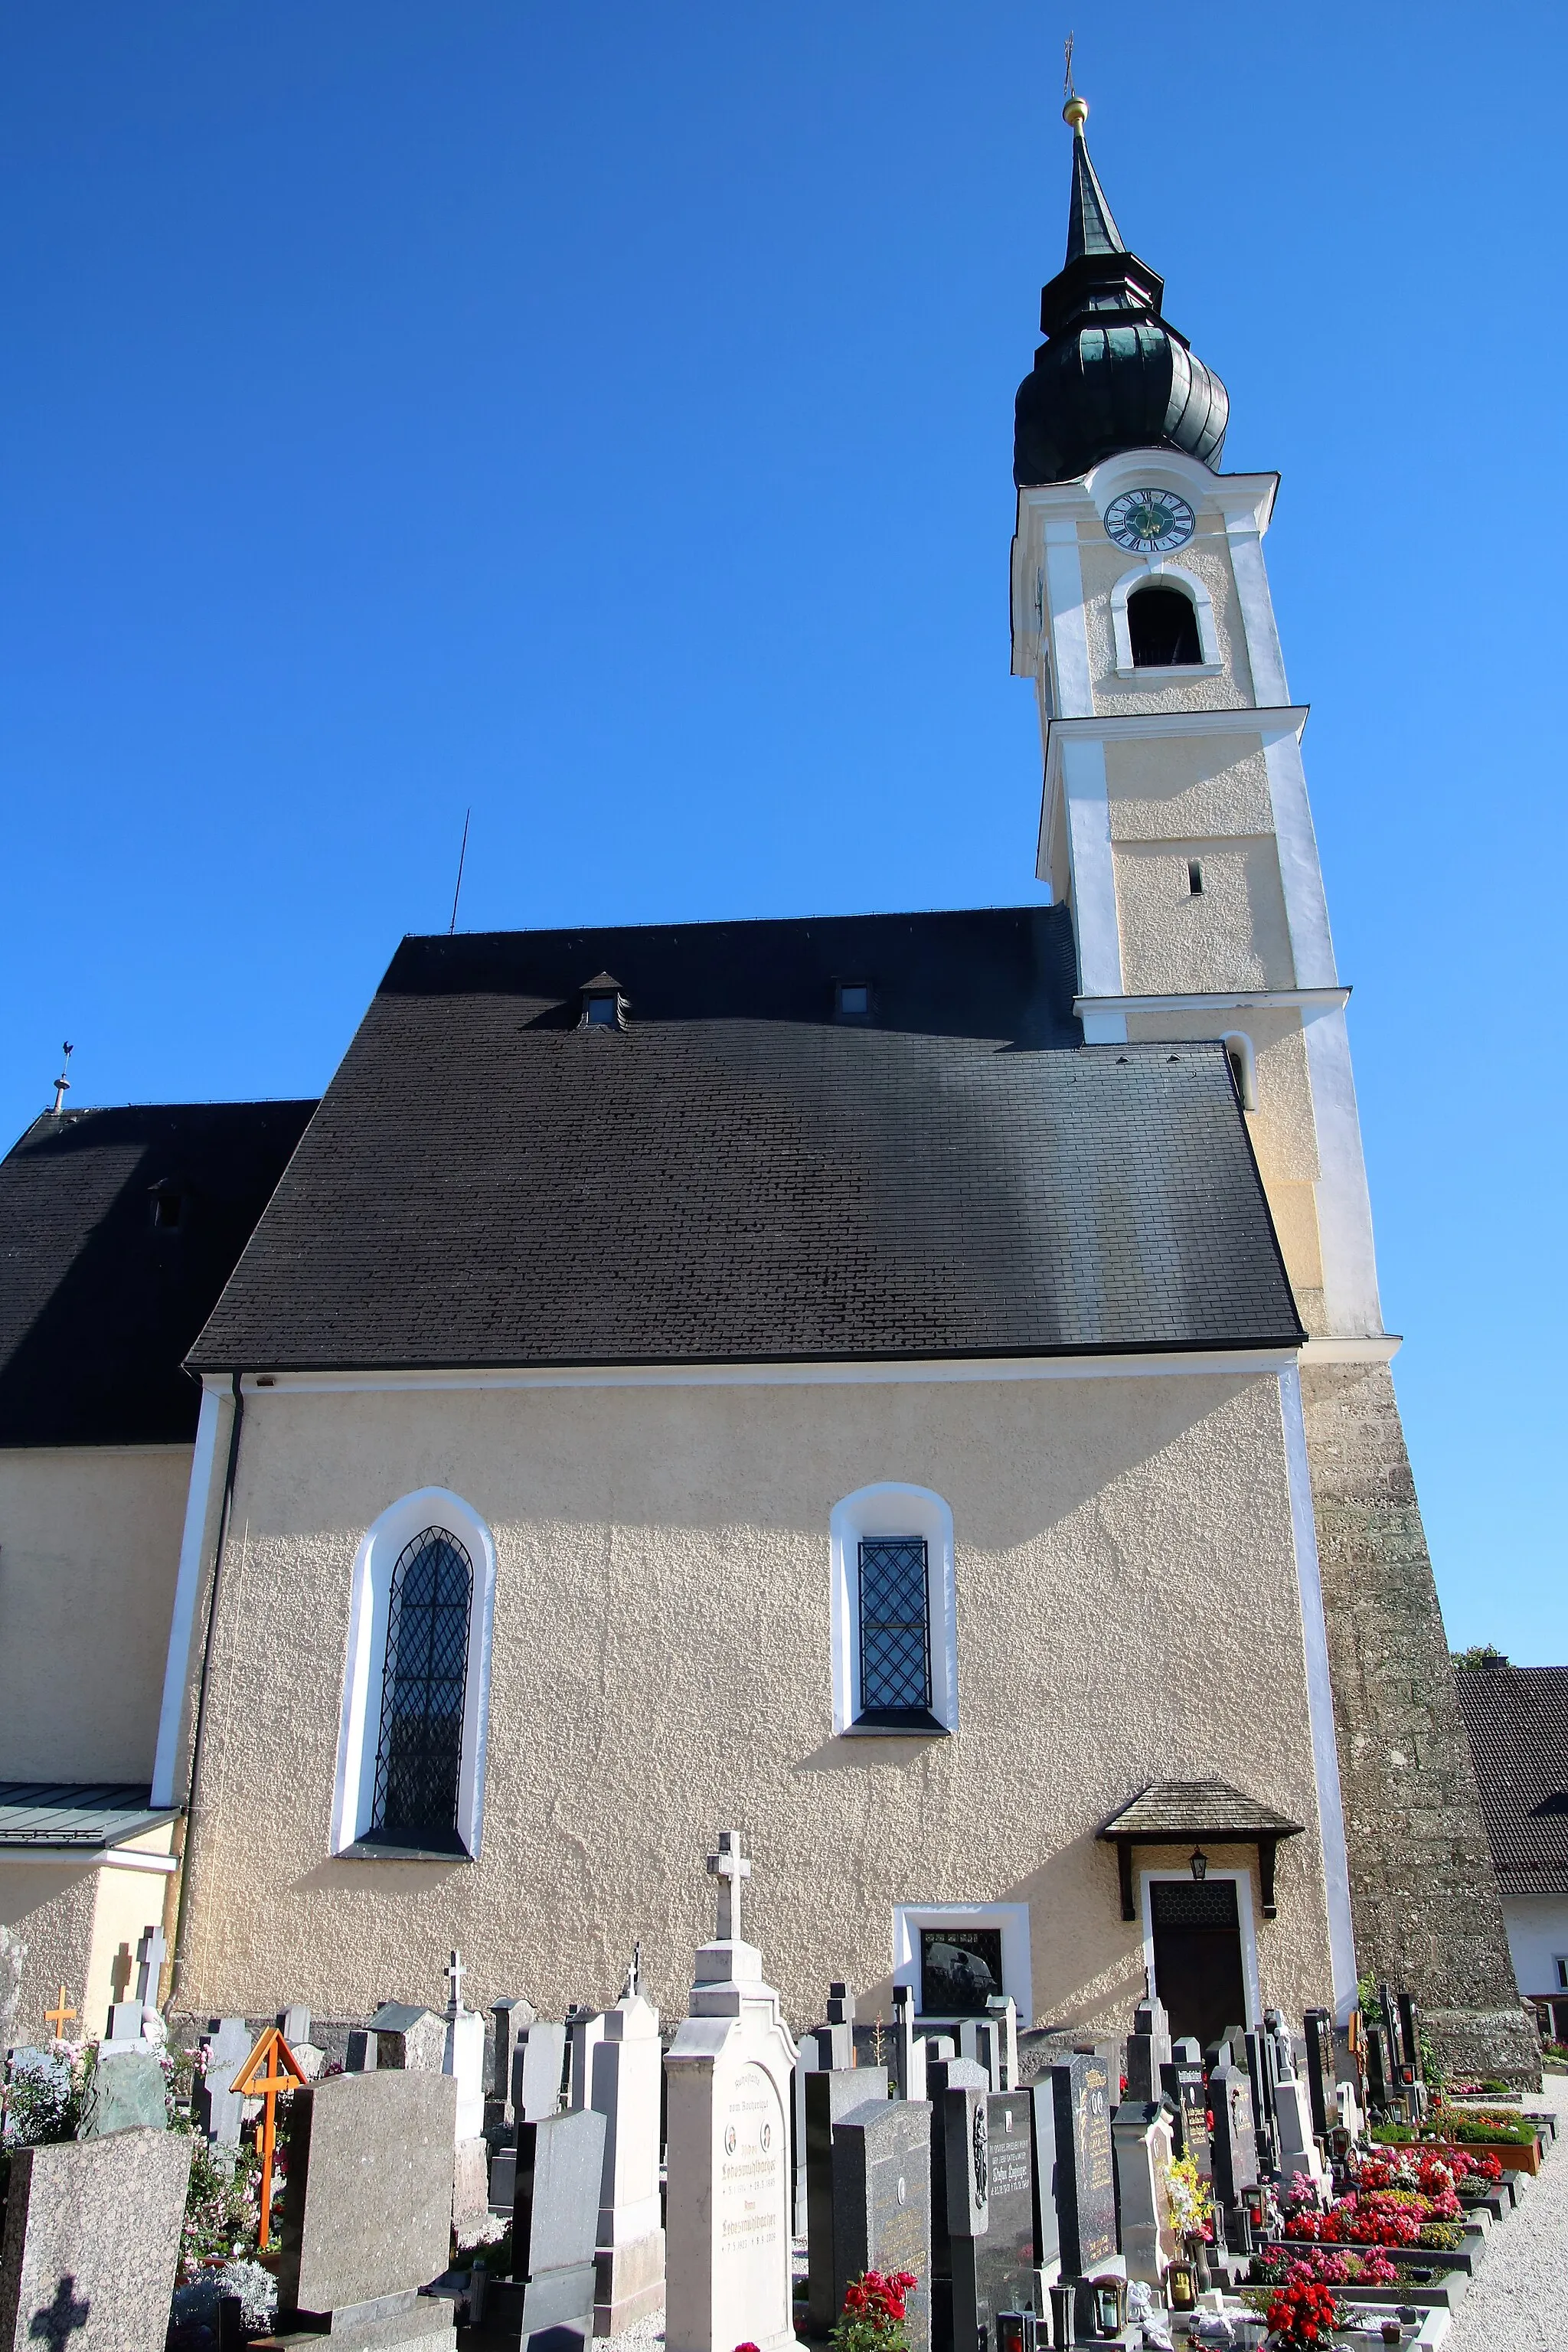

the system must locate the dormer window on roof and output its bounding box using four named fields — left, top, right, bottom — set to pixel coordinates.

left=149, top=1183, right=186, bottom=1232
left=835, top=981, right=872, bottom=1023
left=580, top=973, right=626, bottom=1030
